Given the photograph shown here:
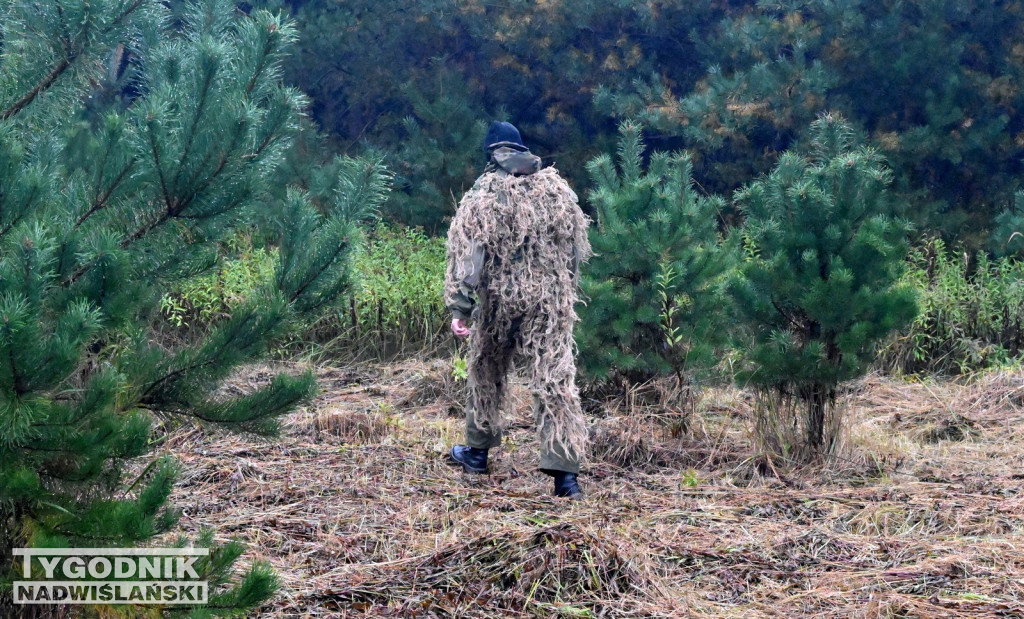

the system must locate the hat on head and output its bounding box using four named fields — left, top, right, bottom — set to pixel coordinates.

left=483, top=121, right=526, bottom=153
